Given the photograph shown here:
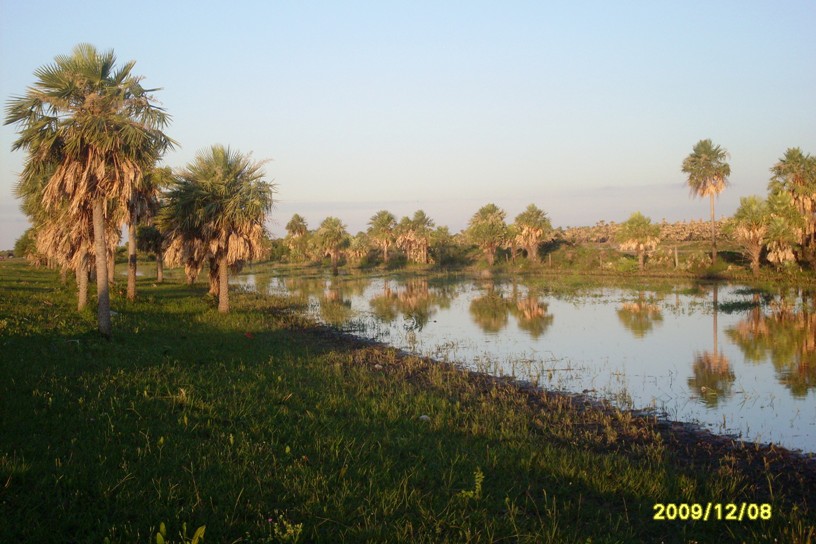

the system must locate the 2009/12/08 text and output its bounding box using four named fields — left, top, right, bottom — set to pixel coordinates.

left=653, top=503, right=772, bottom=521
